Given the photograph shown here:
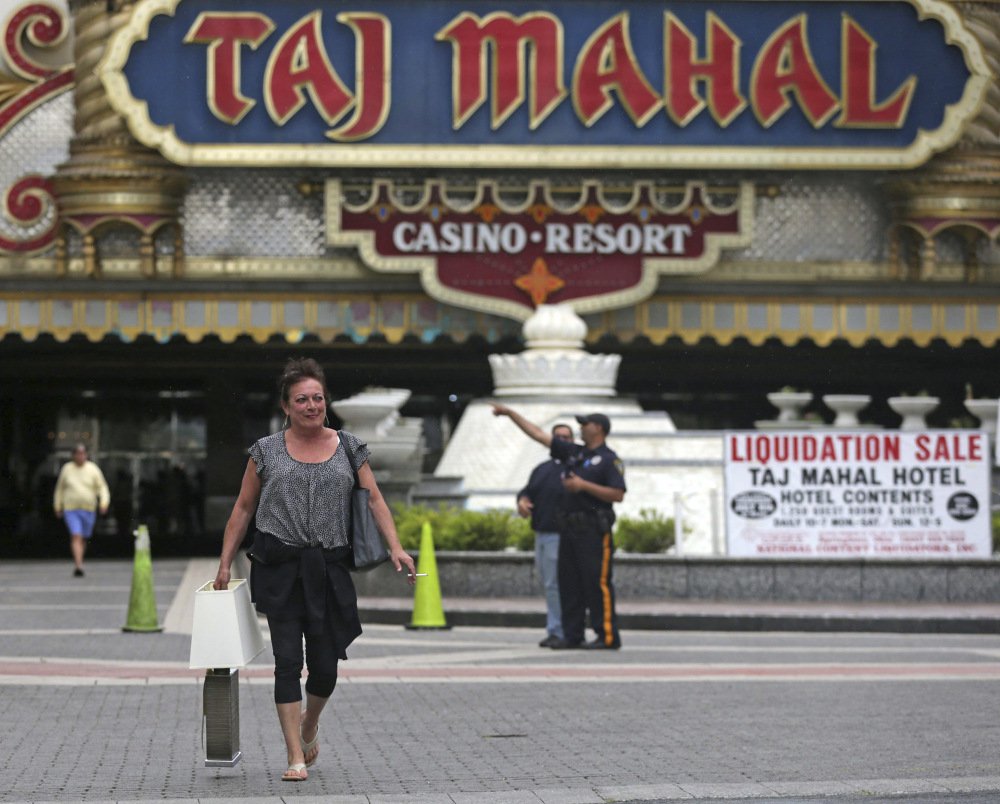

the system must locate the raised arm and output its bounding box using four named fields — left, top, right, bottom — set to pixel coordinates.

left=491, top=404, right=552, bottom=447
